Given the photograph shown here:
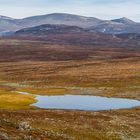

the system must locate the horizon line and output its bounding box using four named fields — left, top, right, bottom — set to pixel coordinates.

left=0, top=12, right=138, bottom=22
